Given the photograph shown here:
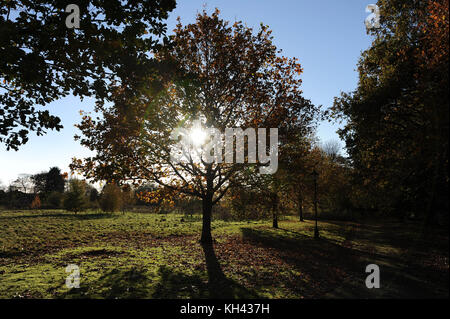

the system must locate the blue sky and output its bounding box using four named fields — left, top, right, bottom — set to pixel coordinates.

left=0, top=0, right=374, bottom=186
